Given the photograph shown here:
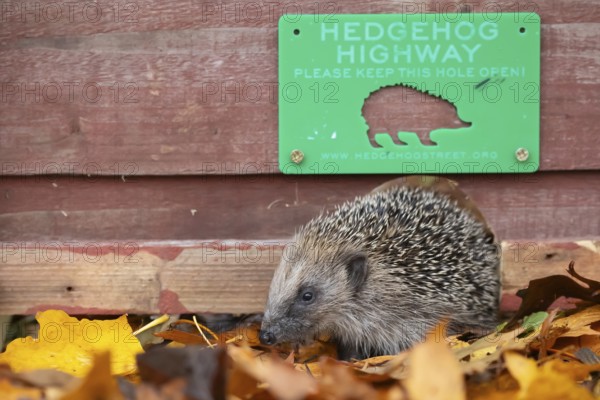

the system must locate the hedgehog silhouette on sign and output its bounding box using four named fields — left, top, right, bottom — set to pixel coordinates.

left=362, top=84, right=472, bottom=147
